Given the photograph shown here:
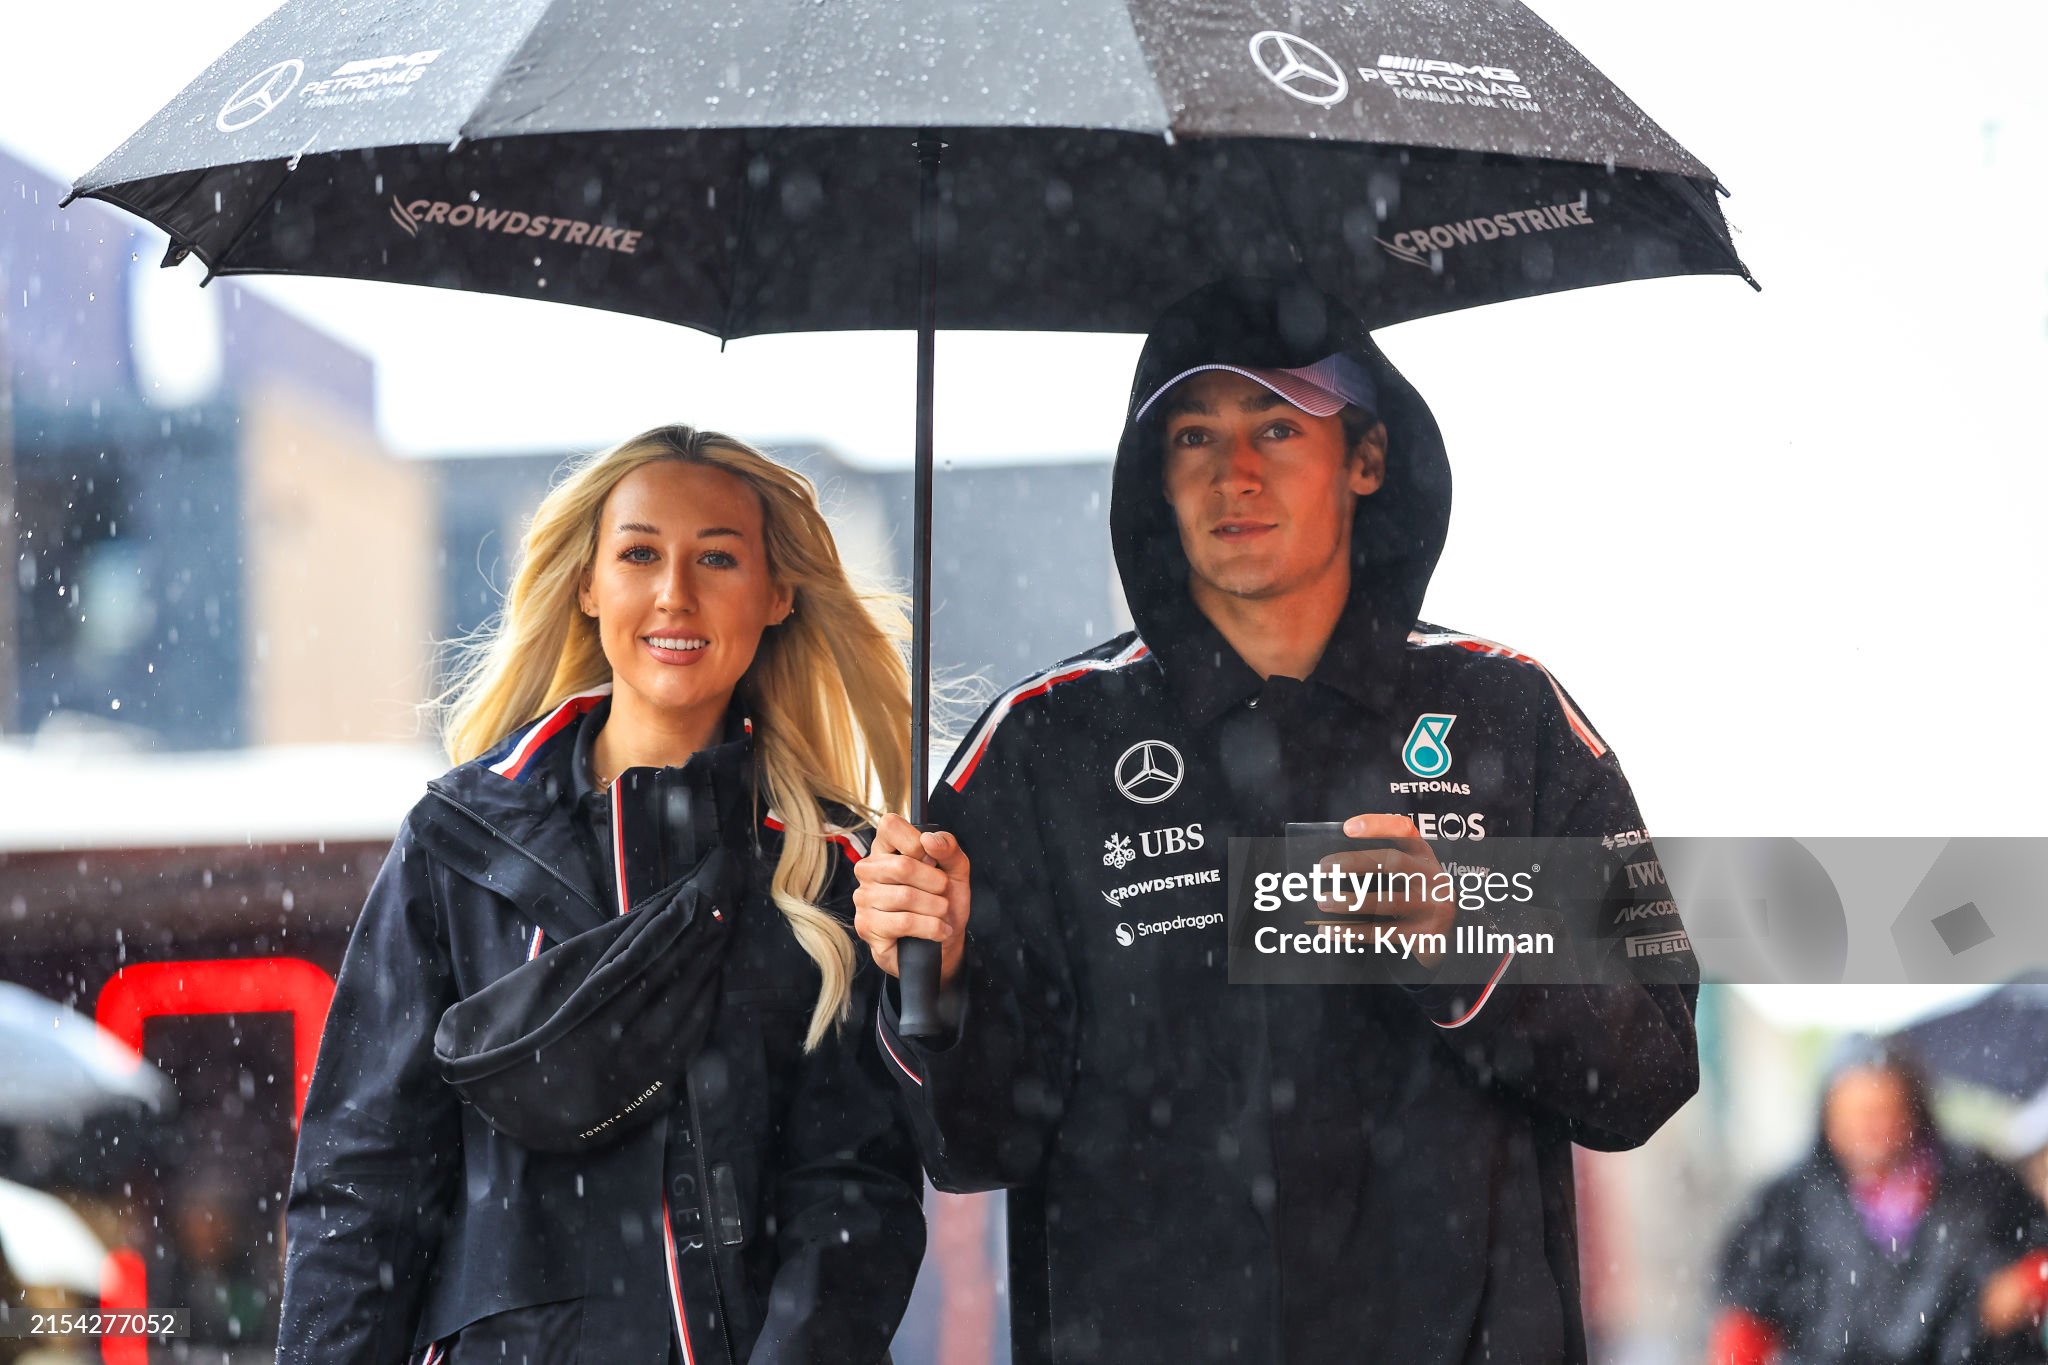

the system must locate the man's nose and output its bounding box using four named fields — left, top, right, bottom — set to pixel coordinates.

left=1215, top=438, right=1264, bottom=495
